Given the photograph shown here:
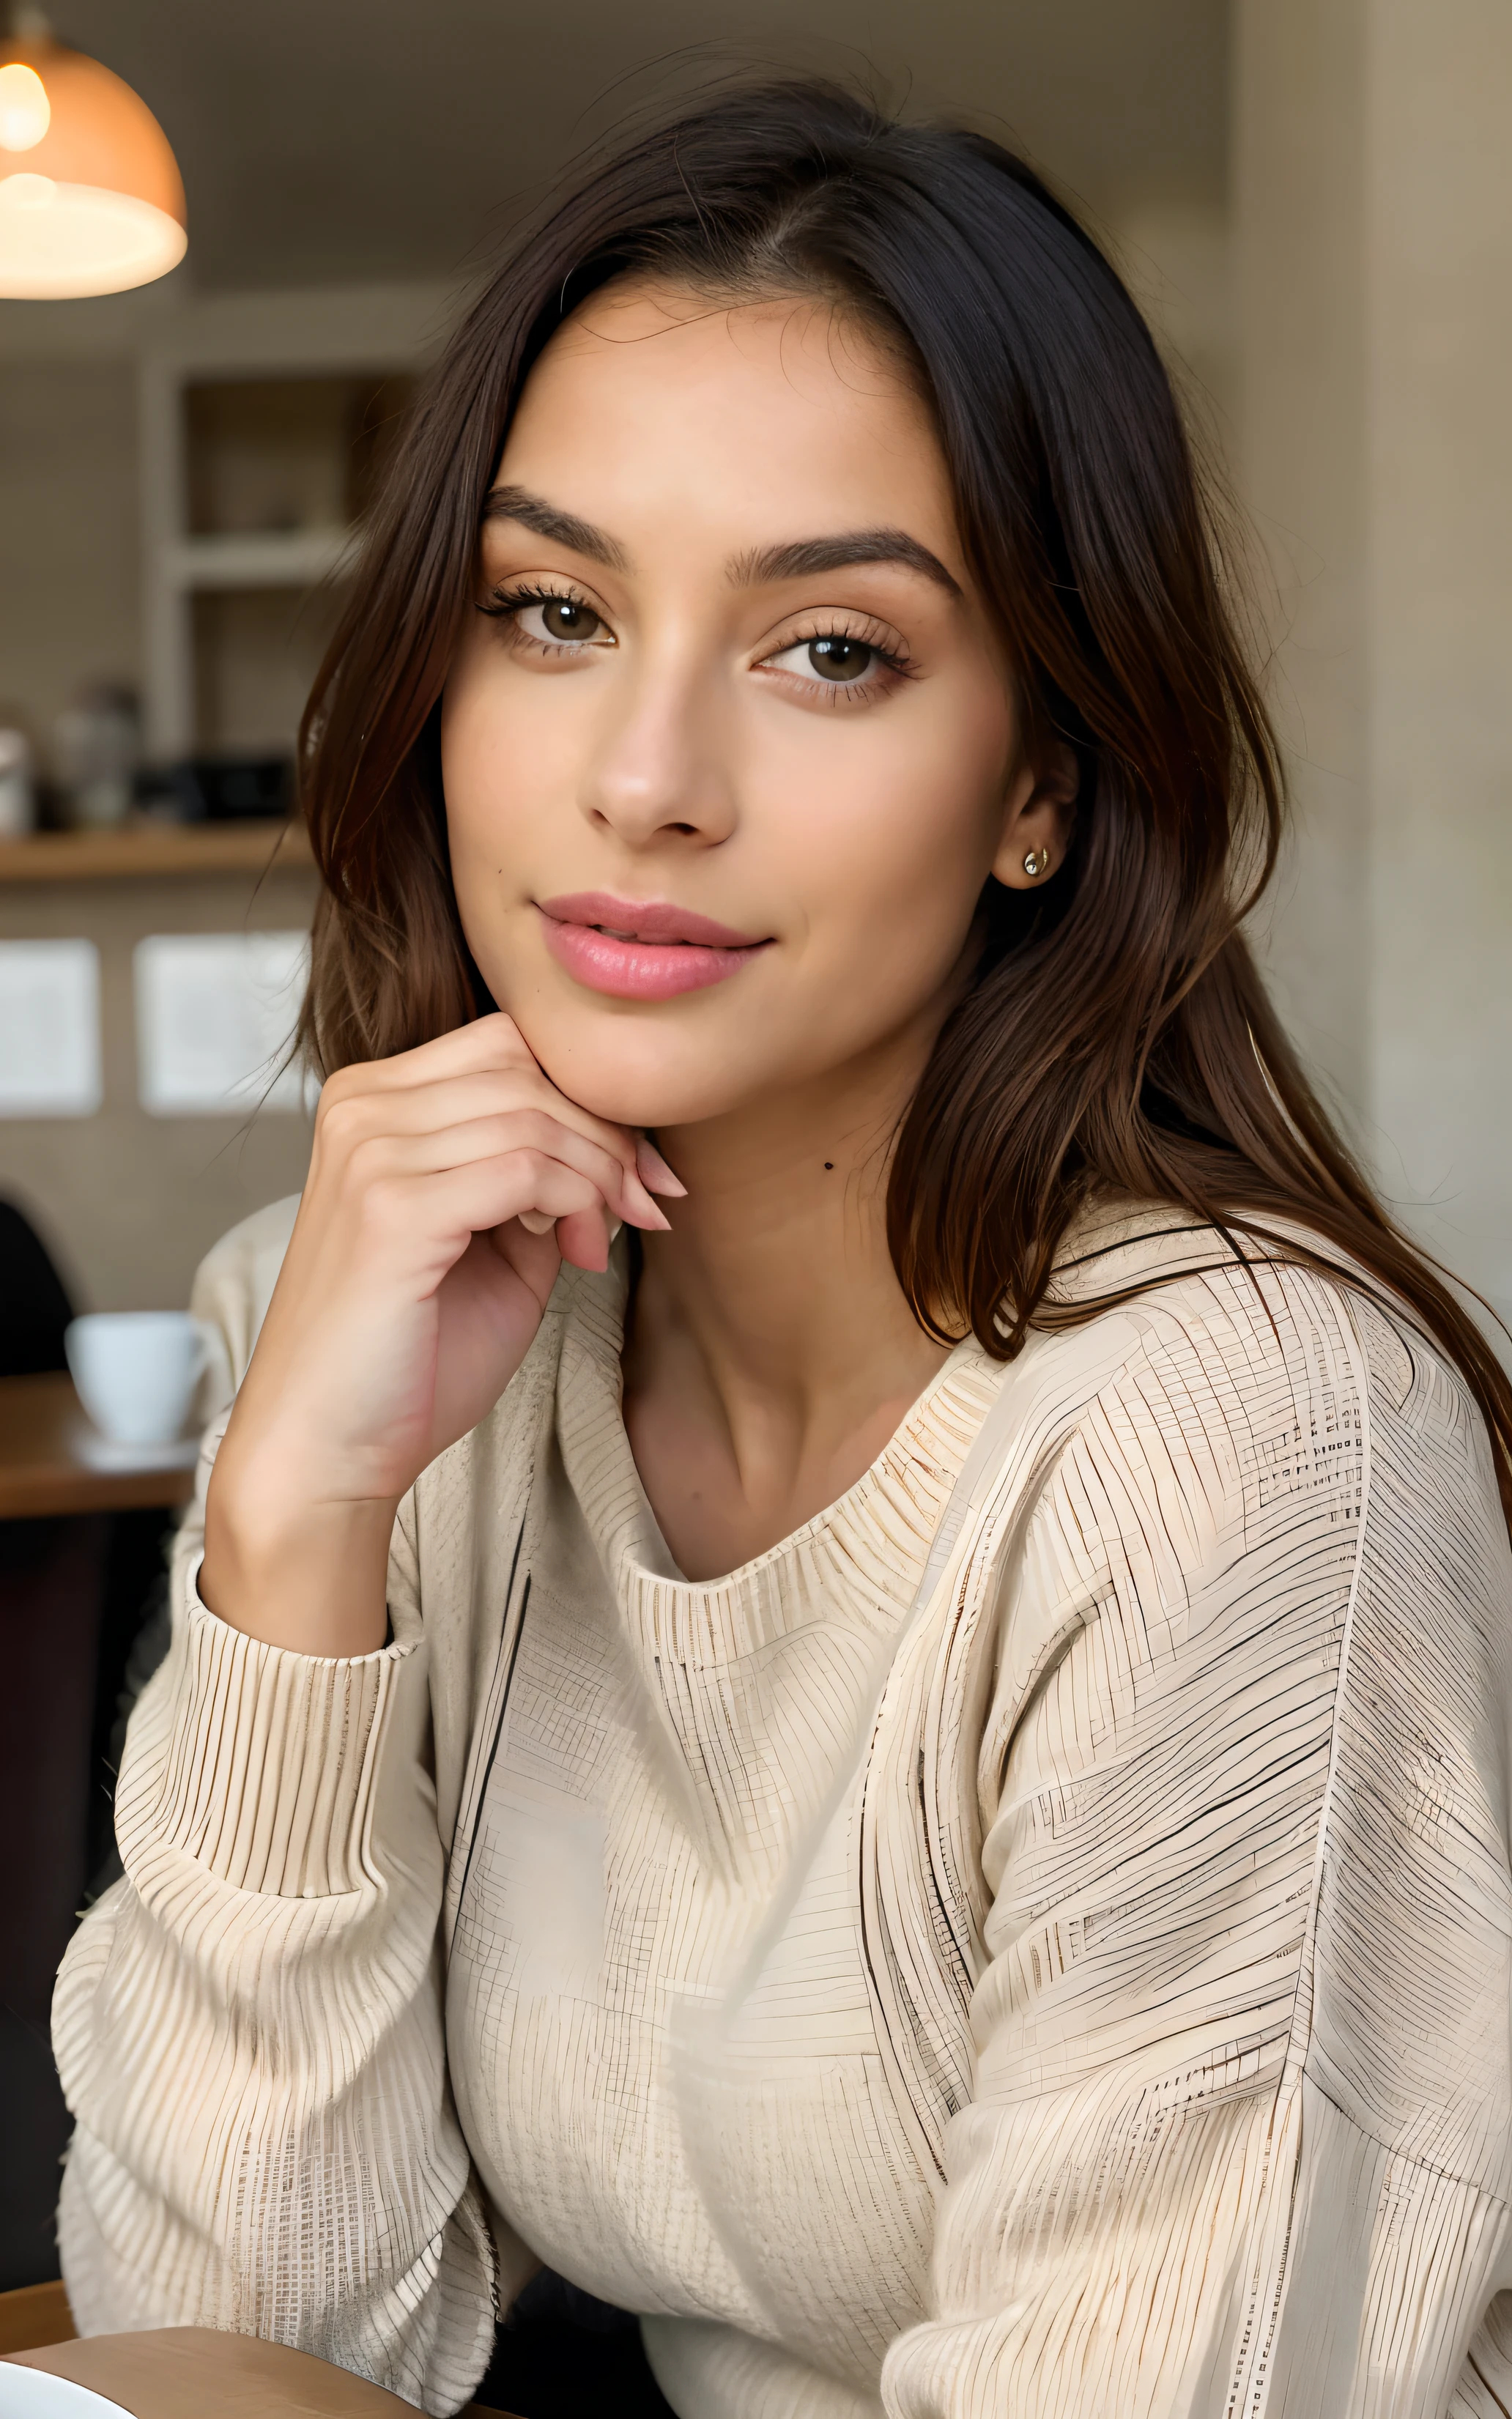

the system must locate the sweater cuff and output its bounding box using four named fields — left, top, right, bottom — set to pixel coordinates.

left=135, top=1563, right=412, bottom=1898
